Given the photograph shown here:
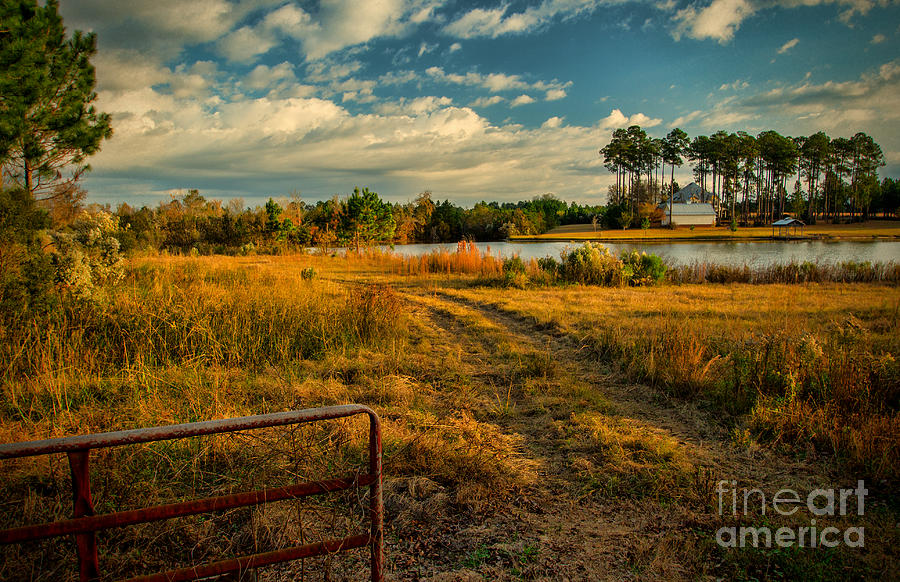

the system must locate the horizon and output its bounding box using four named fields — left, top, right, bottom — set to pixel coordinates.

left=58, top=0, right=900, bottom=209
